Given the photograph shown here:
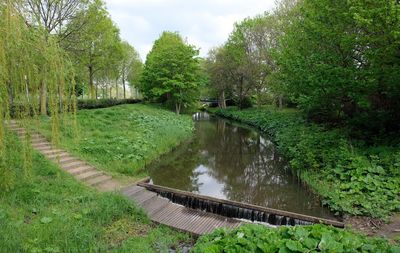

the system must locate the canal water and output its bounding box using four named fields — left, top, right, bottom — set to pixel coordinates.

left=148, top=112, right=335, bottom=219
